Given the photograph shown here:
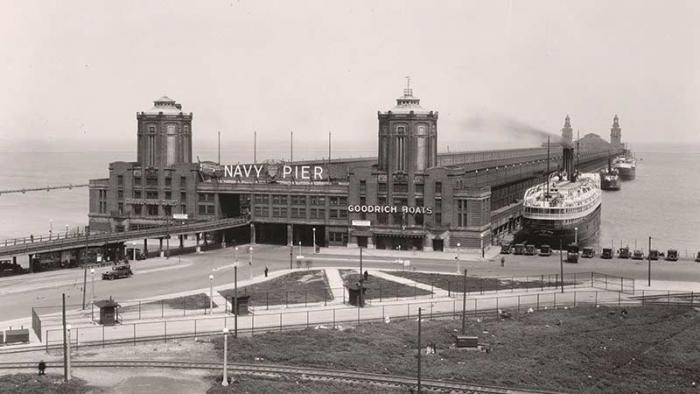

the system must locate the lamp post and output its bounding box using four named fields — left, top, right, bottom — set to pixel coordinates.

left=132, top=242, right=137, bottom=261
left=90, top=268, right=95, bottom=301
left=249, top=246, right=254, bottom=280
left=289, top=243, right=293, bottom=270
left=65, top=224, right=69, bottom=238
left=480, top=233, right=484, bottom=259
left=233, top=258, right=239, bottom=338
left=298, top=241, right=302, bottom=257
left=165, top=216, right=170, bottom=259
left=312, top=227, right=316, bottom=253
left=456, top=242, right=461, bottom=274
left=648, top=236, right=652, bottom=287
left=209, top=274, right=214, bottom=314
left=65, top=324, right=72, bottom=381
left=359, top=246, right=364, bottom=307
left=49, top=219, right=53, bottom=240
left=574, top=227, right=578, bottom=246
left=221, top=327, right=229, bottom=386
